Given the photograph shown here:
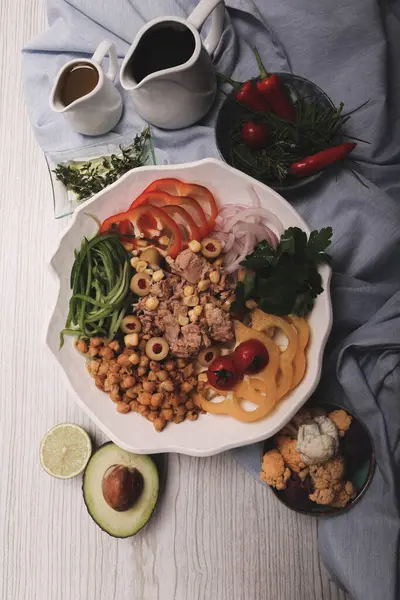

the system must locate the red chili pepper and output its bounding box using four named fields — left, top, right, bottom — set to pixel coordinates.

left=241, top=121, right=268, bottom=149
left=290, top=142, right=357, bottom=178
left=253, top=48, right=295, bottom=121
left=218, top=72, right=269, bottom=112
